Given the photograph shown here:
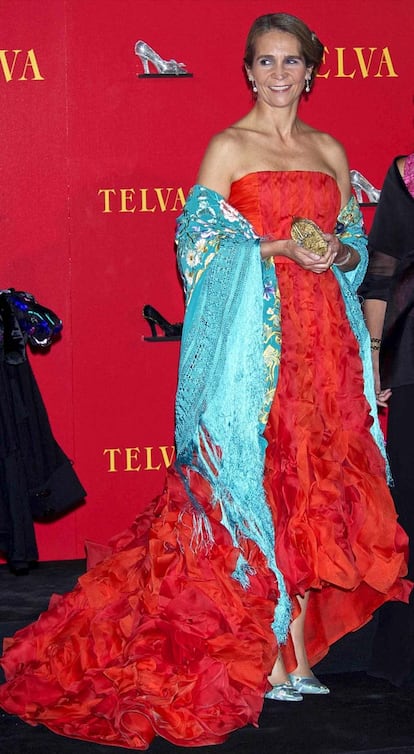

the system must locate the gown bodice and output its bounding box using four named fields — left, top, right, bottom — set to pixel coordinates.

left=228, top=171, right=341, bottom=240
